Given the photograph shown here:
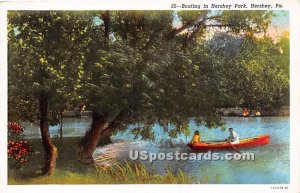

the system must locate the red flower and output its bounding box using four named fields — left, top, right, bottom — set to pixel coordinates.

left=8, top=122, right=24, bottom=135
left=7, top=140, right=32, bottom=163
